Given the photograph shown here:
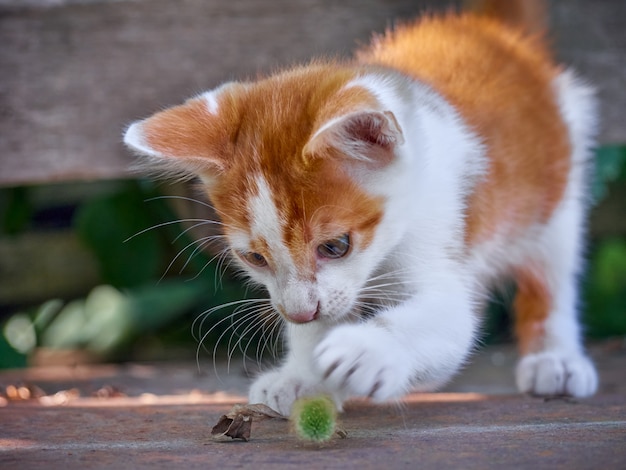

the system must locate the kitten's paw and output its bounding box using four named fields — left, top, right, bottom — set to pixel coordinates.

left=248, top=369, right=324, bottom=416
left=315, top=324, right=408, bottom=402
left=516, top=351, right=598, bottom=397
